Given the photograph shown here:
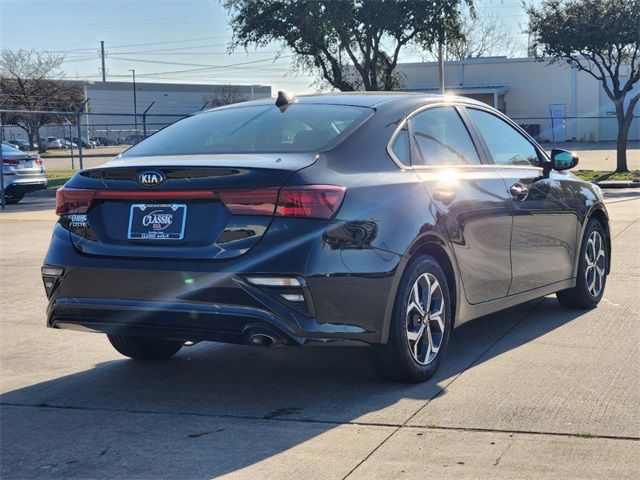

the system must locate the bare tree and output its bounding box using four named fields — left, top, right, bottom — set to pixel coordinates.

left=445, top=13, right=522, bottom=60
left=205, top=84, right=244, bottom=107
left=0, top=49, right=85, bottom=151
